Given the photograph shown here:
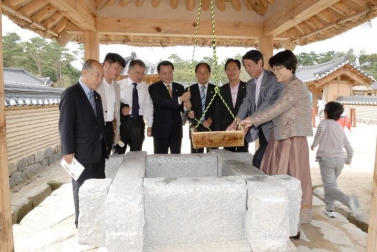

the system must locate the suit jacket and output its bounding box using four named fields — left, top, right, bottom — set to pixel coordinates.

left=186, top=83, right=216, bottom=131
left=250, top=75, right=313, bottom=140
left=214, top=81, right=247, bottom=131
left=149, top=81, right=185, bottom=139
left=96, top=79, right=121, bottom=144
left=237, top=70, right=283, bottom=142
left=59, top=82, right=108, bottom=164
